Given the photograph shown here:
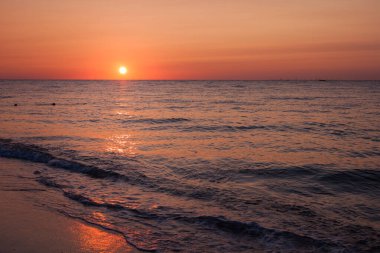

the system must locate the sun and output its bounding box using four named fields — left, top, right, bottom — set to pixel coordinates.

left=119, top=66, right=127, bottom=75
